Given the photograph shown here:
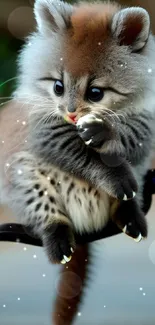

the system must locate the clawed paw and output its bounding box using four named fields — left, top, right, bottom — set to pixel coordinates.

left=61, top=247, right=74, bottom=264
left=123, top=191, right=136, bottom=201
left=42, top=223, right=75, bottom=264
left=110, top=162, right=138, bottom=201
left=77, top=114, right=103, bottom=129
left=77, top=114, right=105, bottom=147
left=122, top=224, right=143, bottom=242
left=114, top=199, right=148, bottom=243
left=121, top=211, right=147, bottom=242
